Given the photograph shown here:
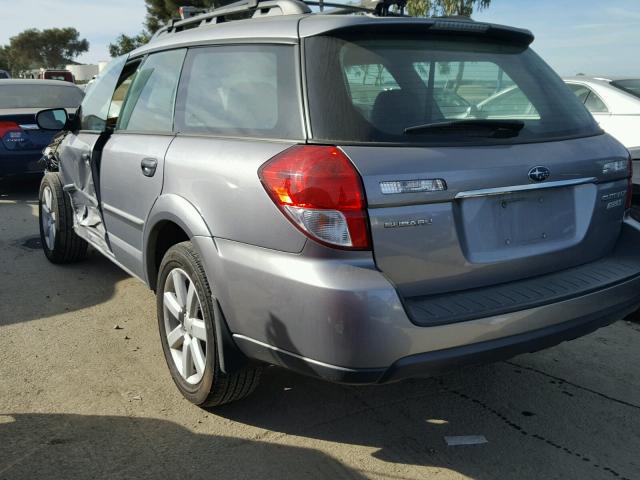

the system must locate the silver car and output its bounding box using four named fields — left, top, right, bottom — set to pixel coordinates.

left=35, top=1, right=640, bottom=407
left=564, top=76, right=640, bottom=194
